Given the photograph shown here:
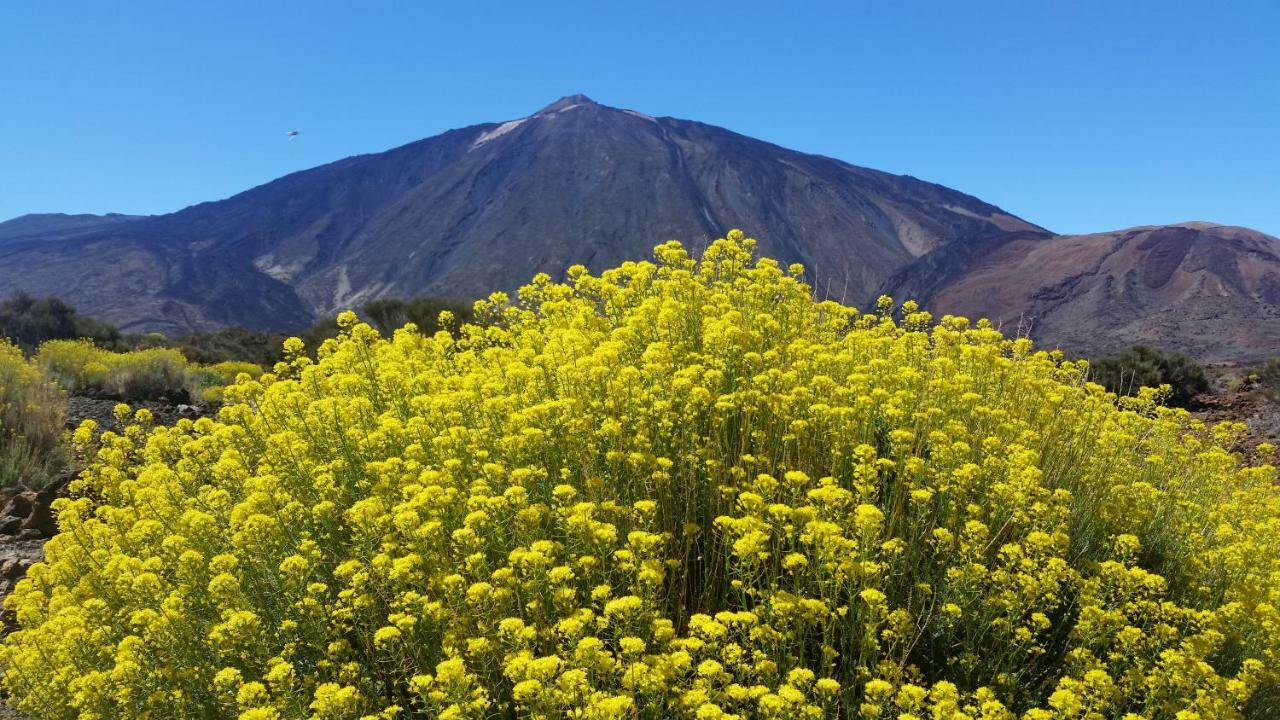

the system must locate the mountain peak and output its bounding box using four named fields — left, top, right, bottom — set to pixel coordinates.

left=0, top=96, right=1052, bottom=338
left=535, top=94, right=599, bottom=115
